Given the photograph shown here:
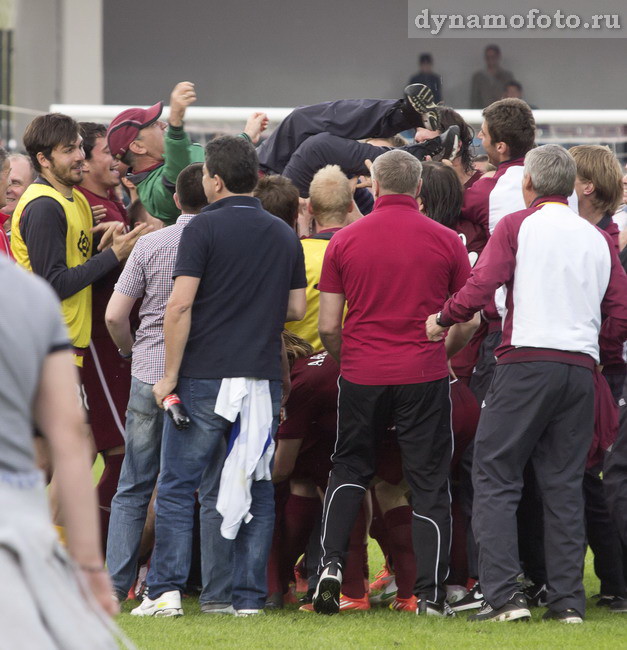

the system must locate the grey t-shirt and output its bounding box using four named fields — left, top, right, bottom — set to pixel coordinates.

left=0, top=256, right=70, bottom=473
left=470, top=69, right=515, bottom=108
